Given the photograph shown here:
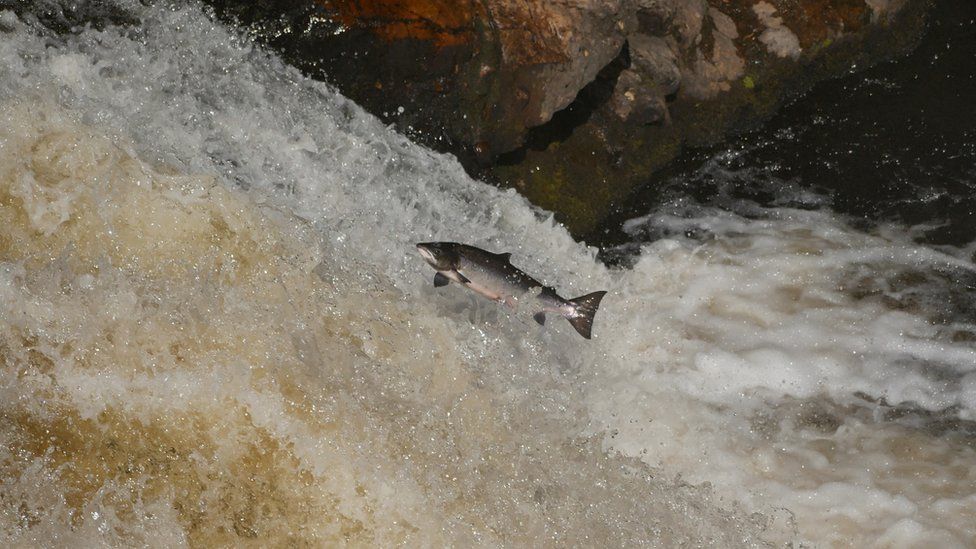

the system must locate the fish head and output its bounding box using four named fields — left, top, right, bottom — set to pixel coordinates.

left=416, top=242, right=459, bottom=271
